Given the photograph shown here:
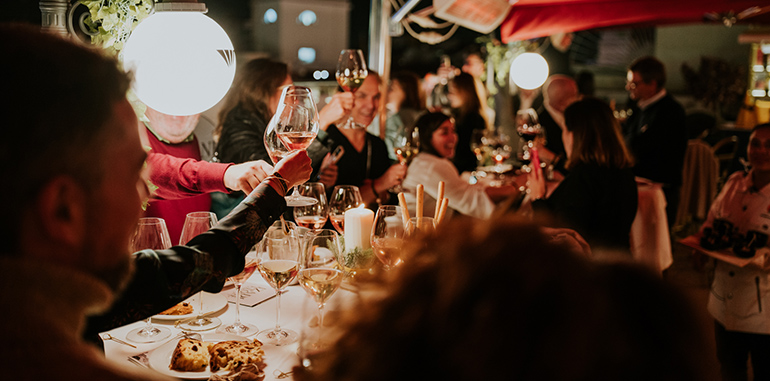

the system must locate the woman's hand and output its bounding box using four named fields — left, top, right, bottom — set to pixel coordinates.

left=273, top=150, right=312, bottom=188
left=319, top=92, right=354, bottom=130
